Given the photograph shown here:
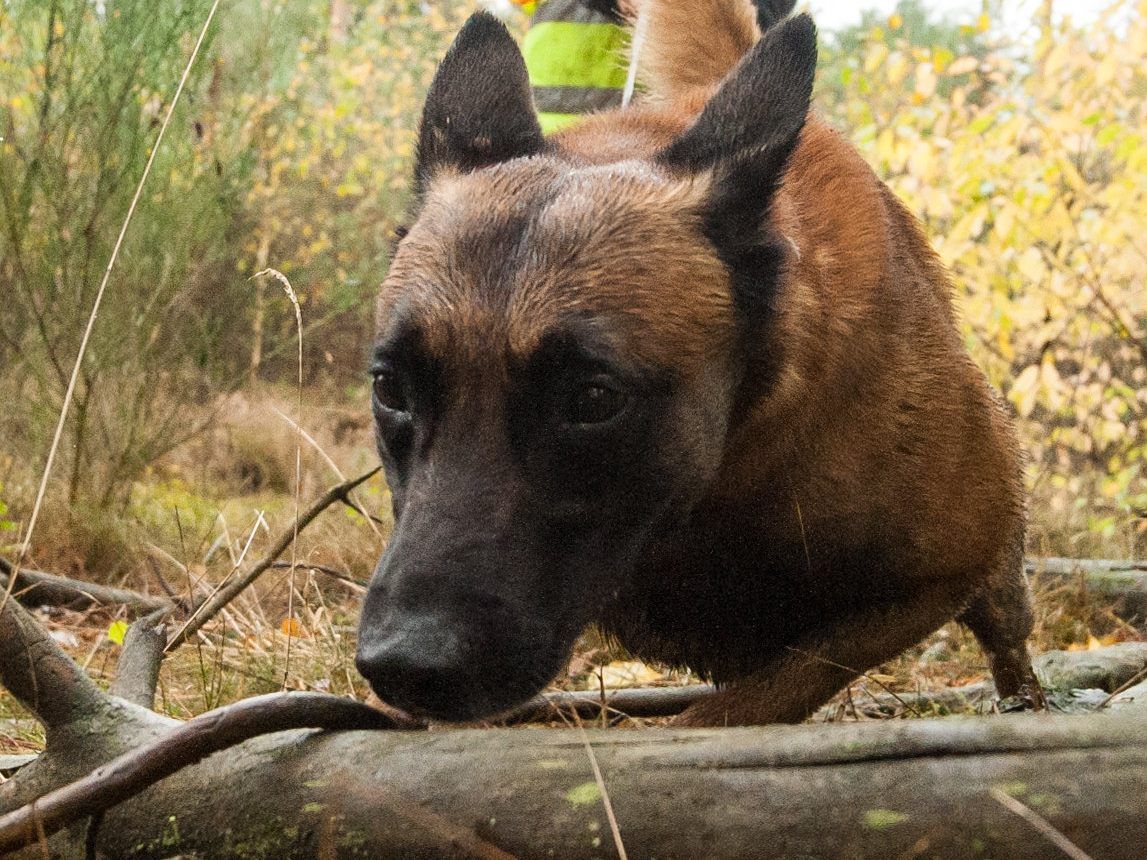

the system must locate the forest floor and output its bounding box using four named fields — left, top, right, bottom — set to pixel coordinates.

left=2, top=386, right=1144, bottom=757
